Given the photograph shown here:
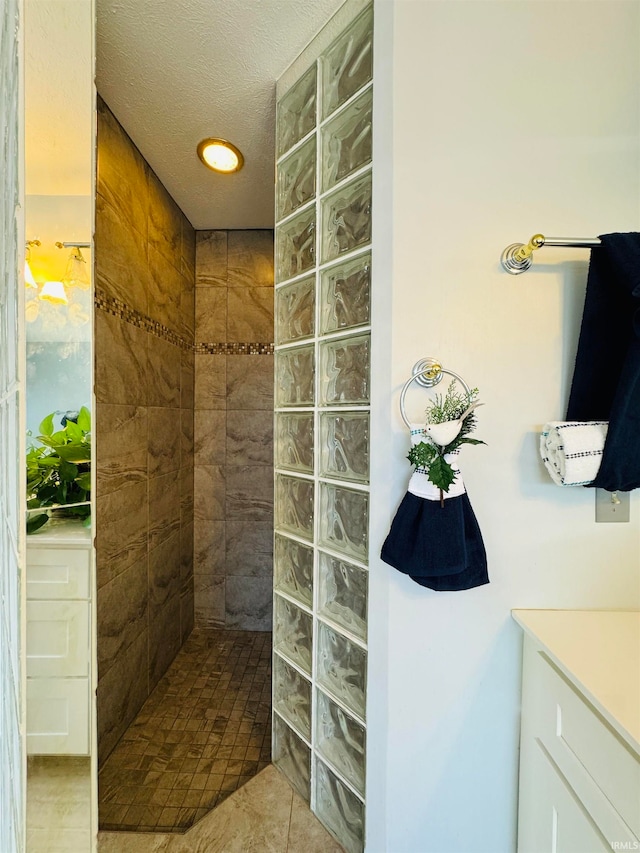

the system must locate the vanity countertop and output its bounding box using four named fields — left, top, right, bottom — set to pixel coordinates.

left=512, top=609, right=640, bottom=755
left=26, top=517, right=92, bottom=547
